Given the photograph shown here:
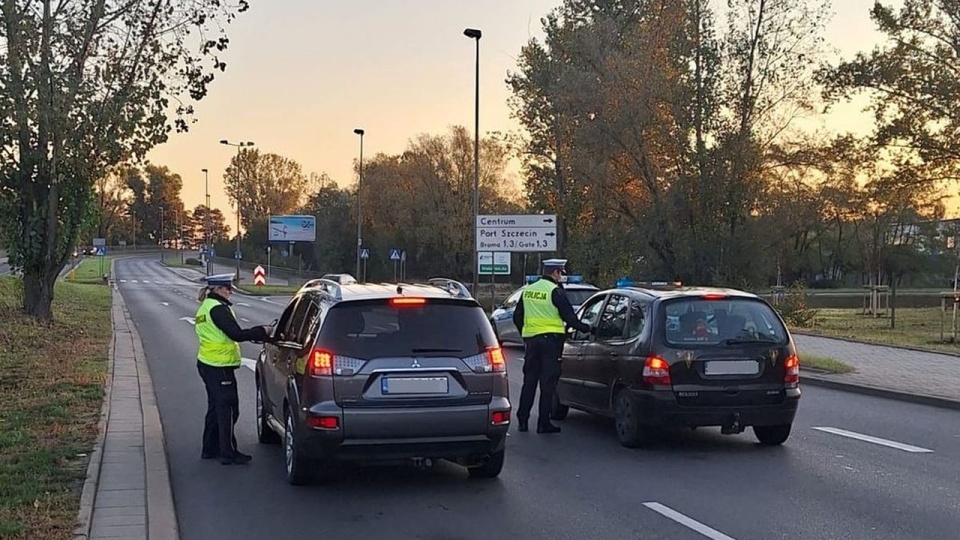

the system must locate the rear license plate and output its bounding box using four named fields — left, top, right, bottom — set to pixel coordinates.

left=704, top=360, right=759, bottom=376
left=381, top=377, right=449, bottom=395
